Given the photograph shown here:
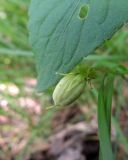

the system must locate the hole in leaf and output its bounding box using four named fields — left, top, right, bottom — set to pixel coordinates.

left=79, top=5, right=89, bottom=20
